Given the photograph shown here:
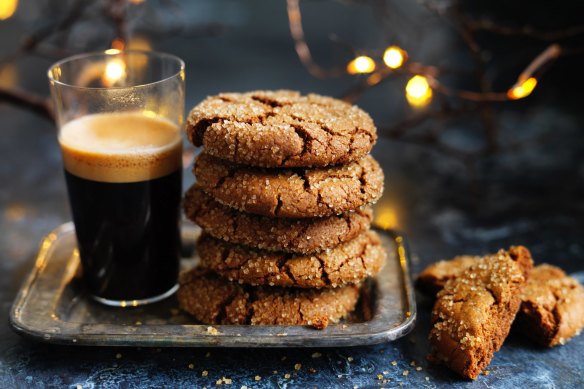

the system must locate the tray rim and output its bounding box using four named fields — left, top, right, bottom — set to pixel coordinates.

left=9, top=222, right=417, bottom=348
